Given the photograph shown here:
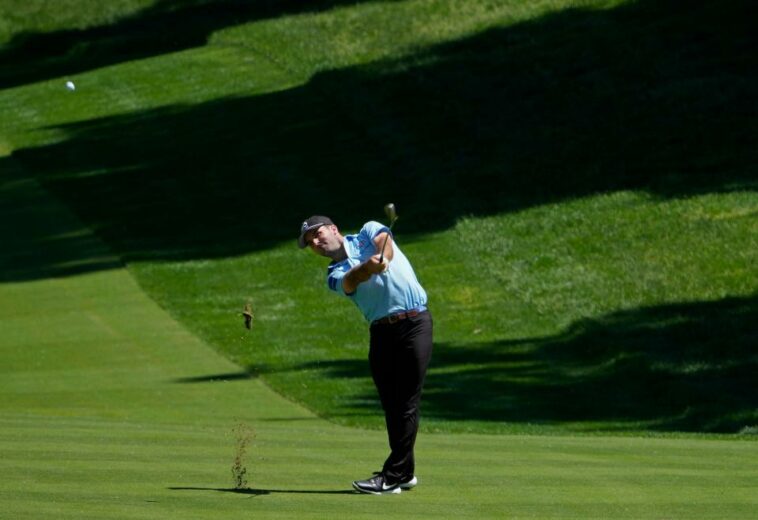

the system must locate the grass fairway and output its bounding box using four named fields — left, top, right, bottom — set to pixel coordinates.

left=1, top=165, right=757, bottom=519
left=2, top=0, right=758, bottom=517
